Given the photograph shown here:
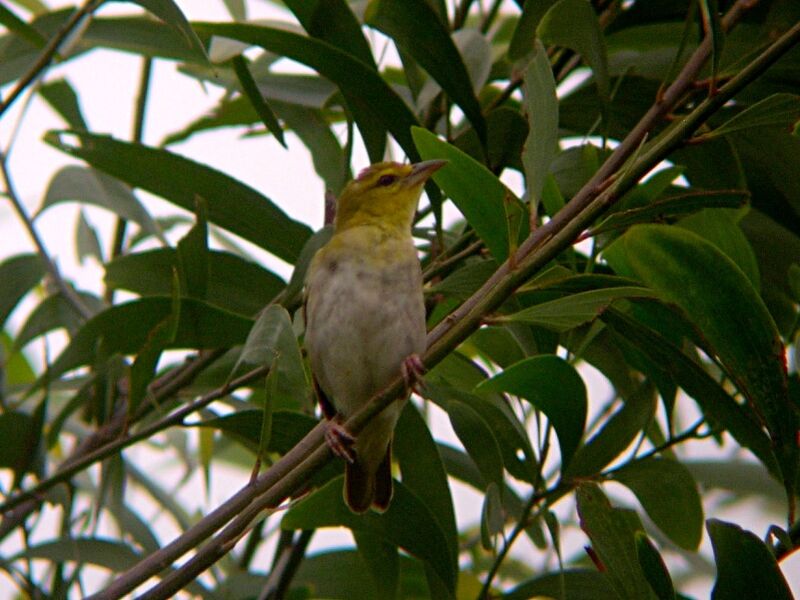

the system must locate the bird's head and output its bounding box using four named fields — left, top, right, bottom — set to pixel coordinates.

left=334, top=160, right=447, bottom=233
